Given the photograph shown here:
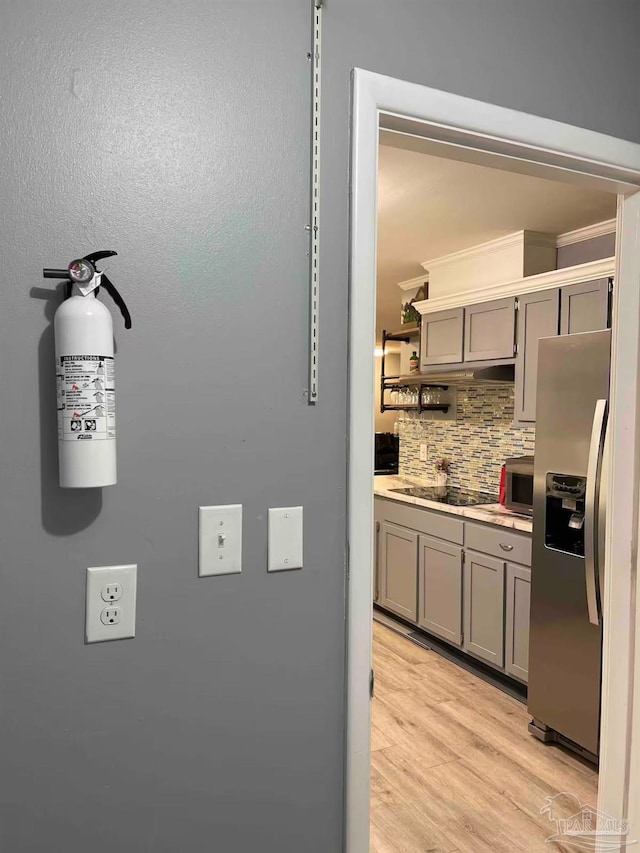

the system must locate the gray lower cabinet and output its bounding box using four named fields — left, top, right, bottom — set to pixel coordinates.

left=514, top=289, right=559, bottom=423
left=560, top=278, right=610, bottom=335
left=374, top=497, right=532, bottom=683
left=378, top=521, right=418, bottom=622
left=463, top=549, right=505, bottom=667
left=418, top=535, right=463, bottom=646
left=505, top=563, right=531, bottom=683
left=464, top=297, right=516, bottom=362
left=420, top=307, right=464, bottom=367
